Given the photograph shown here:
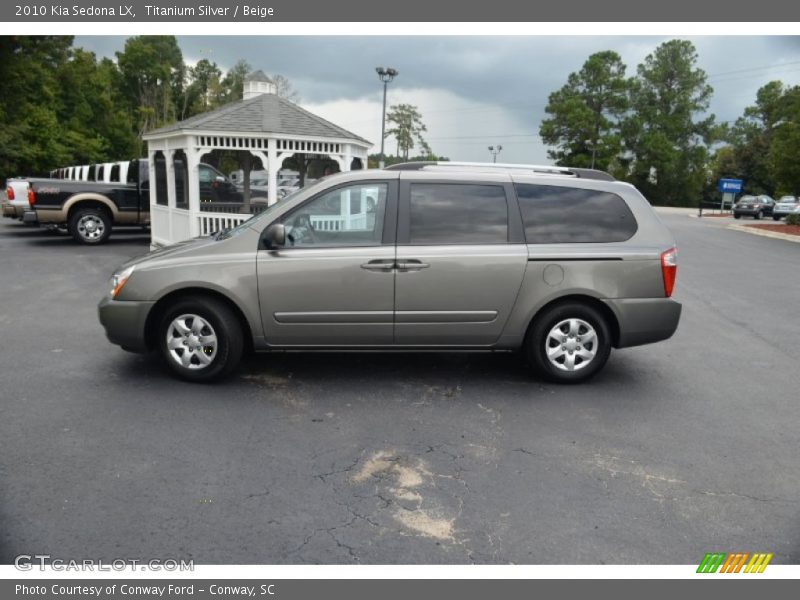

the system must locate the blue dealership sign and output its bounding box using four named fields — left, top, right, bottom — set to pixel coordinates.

left=718, top=178, right=743, bottom=193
